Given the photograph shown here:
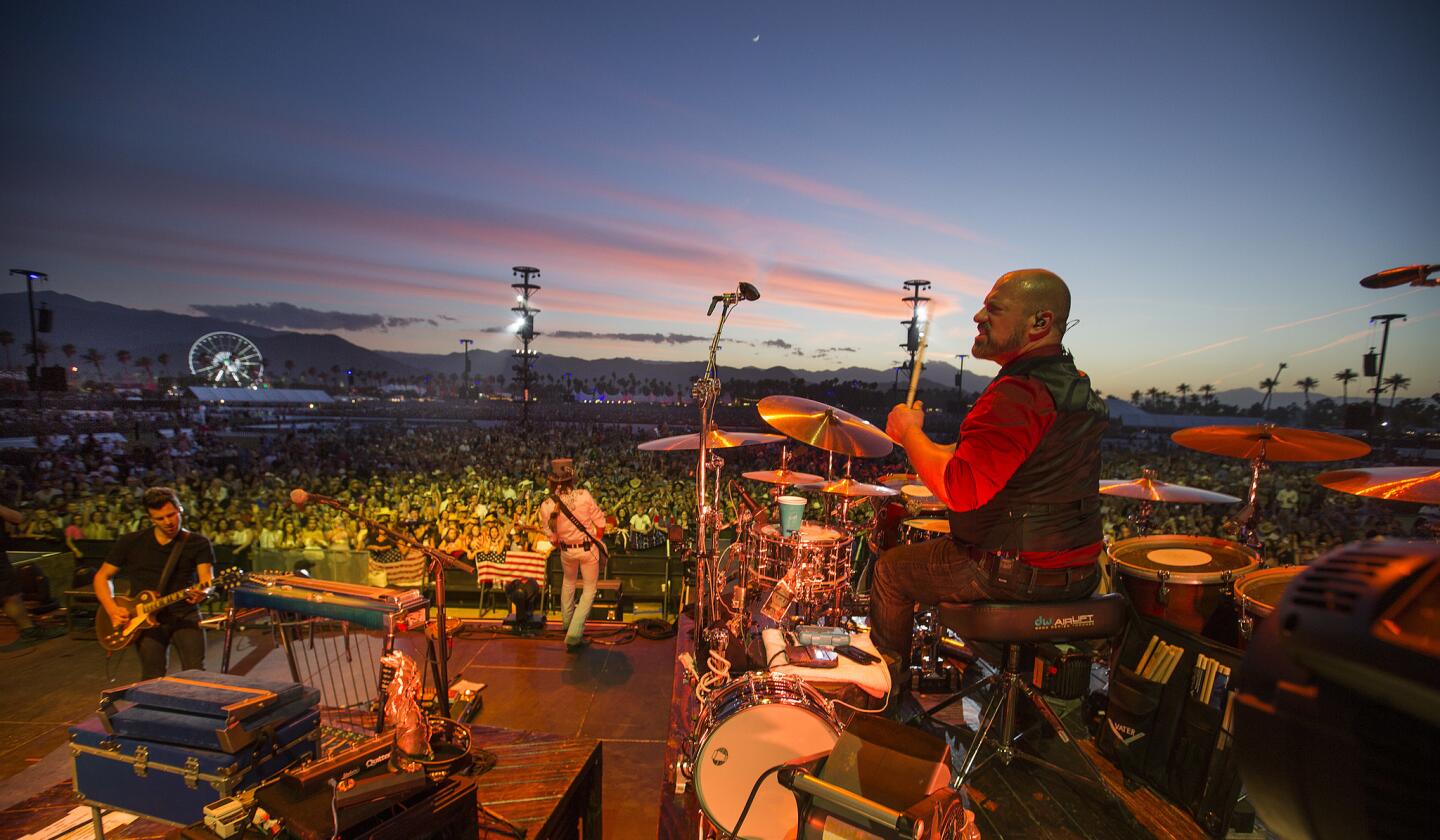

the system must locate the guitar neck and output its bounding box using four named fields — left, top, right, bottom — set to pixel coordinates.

left=141, top=585, right=204, bottom=615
